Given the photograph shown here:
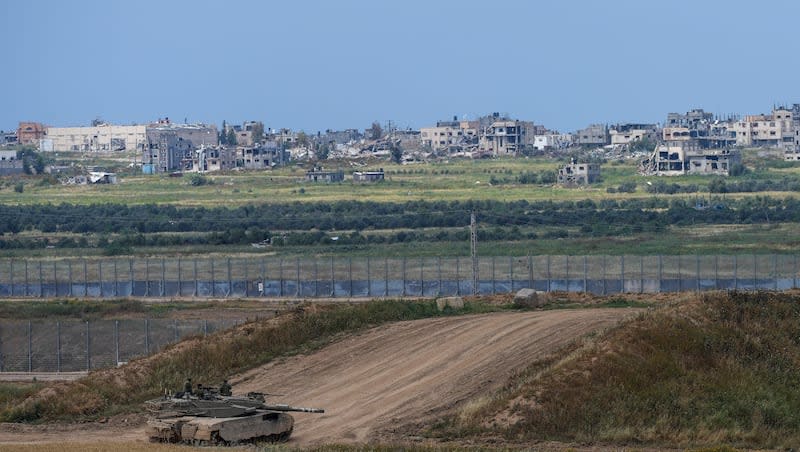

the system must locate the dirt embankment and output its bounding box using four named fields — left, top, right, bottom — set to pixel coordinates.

left=232, top=308, right=639, bottom=446
left=0, top=308, right=639, bottom=447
